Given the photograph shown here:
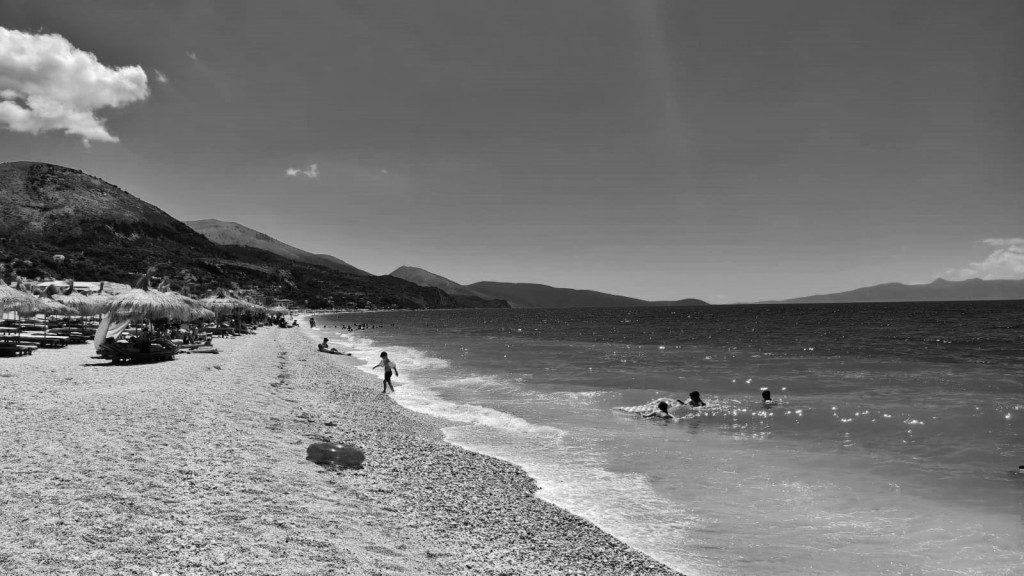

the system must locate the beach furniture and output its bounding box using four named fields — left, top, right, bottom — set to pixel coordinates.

left=210, top=326, right=236, bottom=337
left=97, top=341, right=177, bottom=364
left=0, top=343, right=35, bottom=356
left=17, top=333, right=70, bottom=348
